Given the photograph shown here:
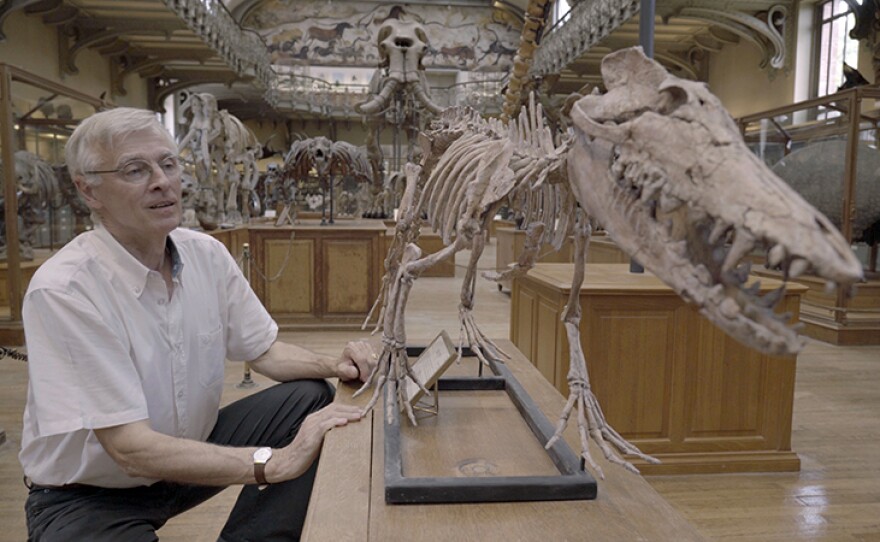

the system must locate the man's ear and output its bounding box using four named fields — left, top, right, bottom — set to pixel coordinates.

left=73, top=175, right=100, bottom=210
